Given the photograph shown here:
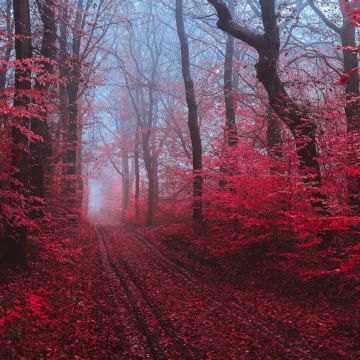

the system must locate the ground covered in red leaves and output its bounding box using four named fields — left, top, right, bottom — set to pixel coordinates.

left=1, top=222, right=359, bottom=359
left=1, top=222, right=126, bottom=359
